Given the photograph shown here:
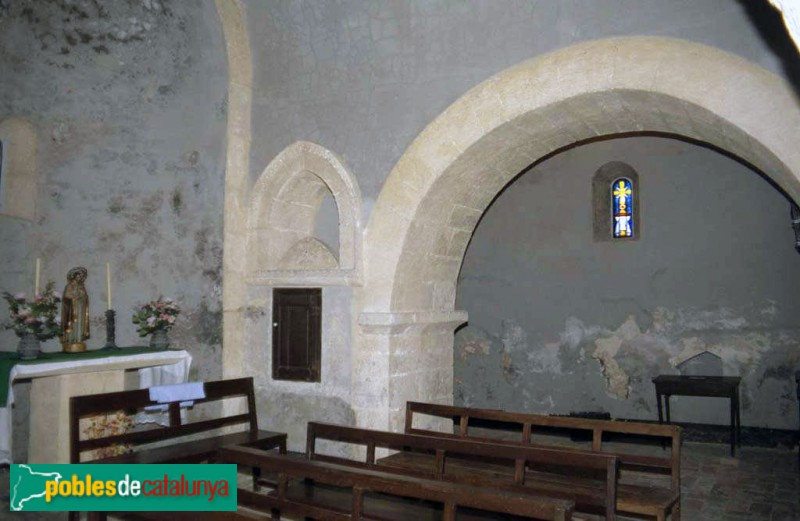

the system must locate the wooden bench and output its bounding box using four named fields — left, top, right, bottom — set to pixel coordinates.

left=405, top=402, right=682, bottom=521
left=70, top=377, right=287, bottom=521
left=69, top=377, right=287, bottom=465
left=220, top=444, right=576, bottom=520
left=306, top=421, right=618, bottom=520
